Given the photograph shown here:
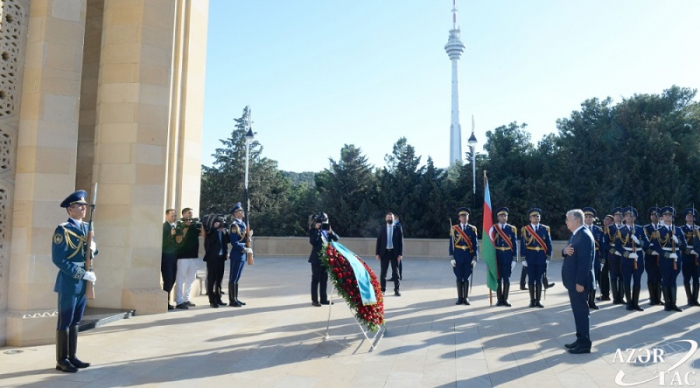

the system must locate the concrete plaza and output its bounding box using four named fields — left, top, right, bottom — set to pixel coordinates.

left=1, top=257, right=699, bottom=387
